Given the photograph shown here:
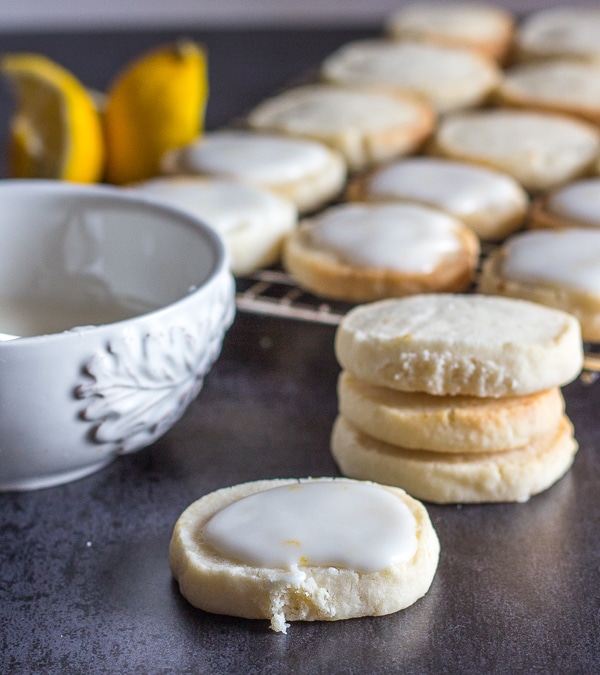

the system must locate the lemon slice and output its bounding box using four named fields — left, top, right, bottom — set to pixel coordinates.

left=0, top=52, right=104, bottom=183
left=103, top=40, right=209, bottom=185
